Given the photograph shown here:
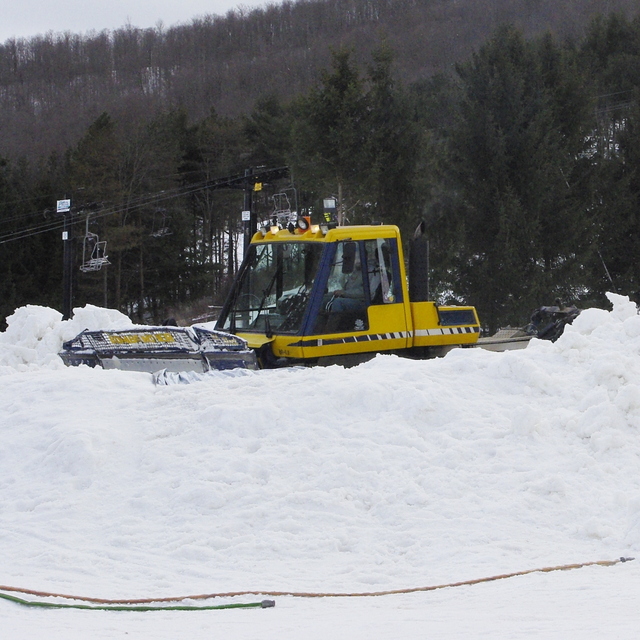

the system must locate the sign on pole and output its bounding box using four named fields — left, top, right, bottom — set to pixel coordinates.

left=57, top=199, right=71, bottom=214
